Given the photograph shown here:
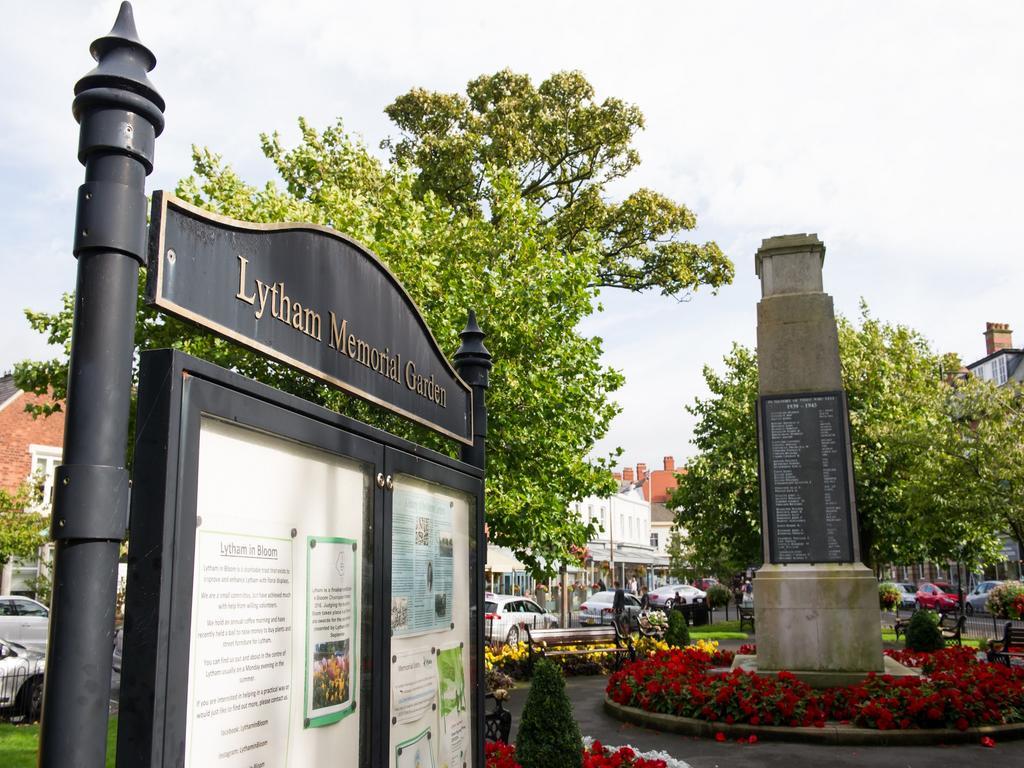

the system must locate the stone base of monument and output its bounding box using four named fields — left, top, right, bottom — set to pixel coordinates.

left=742, top=563, right=913, bottom=687
left=730, top=653, right=920, bottom=688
